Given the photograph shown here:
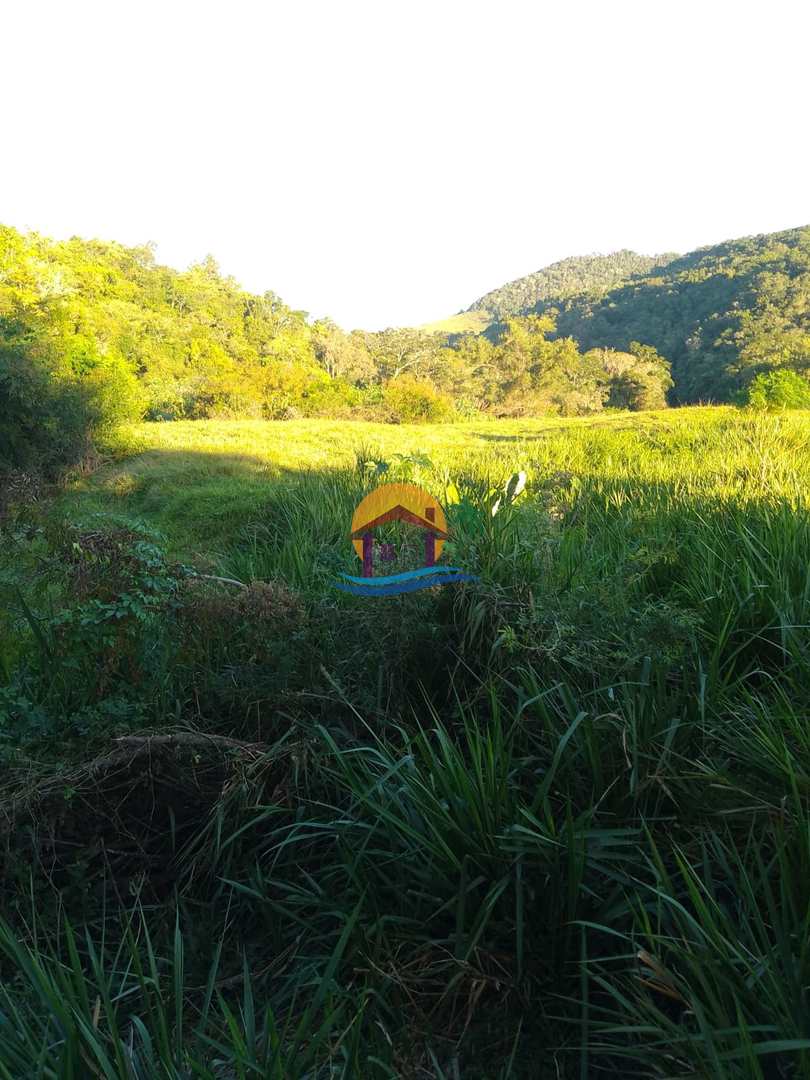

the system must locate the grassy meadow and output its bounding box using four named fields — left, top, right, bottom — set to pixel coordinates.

left=418, top=310, right=493, bottom=335
left=2, top=406, right=810, bottom=1076
left=63, top=407, right=740, bottom=557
